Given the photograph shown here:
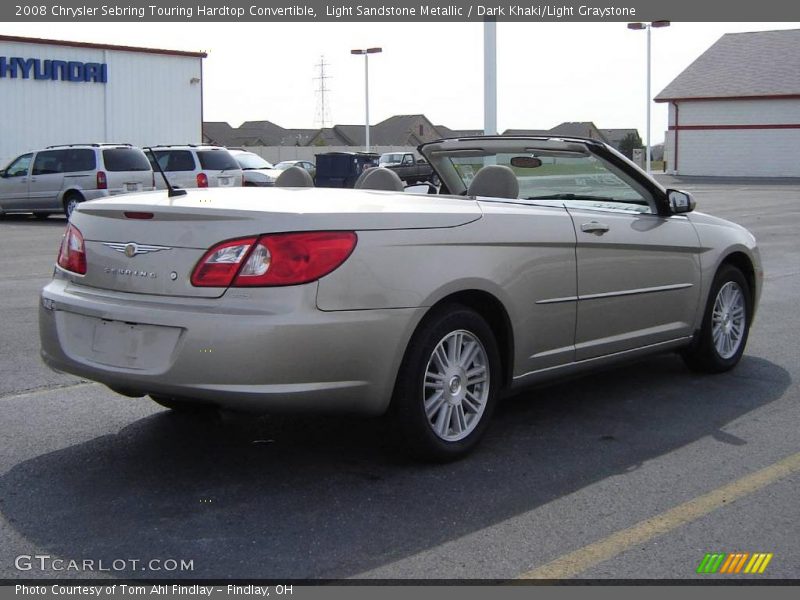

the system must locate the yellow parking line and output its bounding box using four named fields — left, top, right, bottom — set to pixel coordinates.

left=759, top=554, right=774, bottom=573
left=519, top=451, right=800, bottom=579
